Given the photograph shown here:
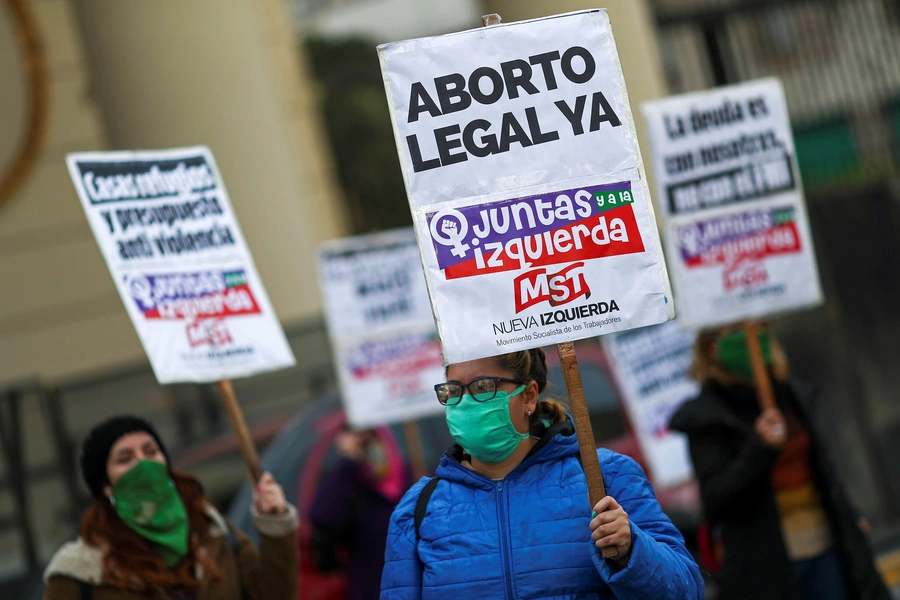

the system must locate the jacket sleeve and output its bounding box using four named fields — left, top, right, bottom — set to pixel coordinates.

left=592, top=453, right=704, bottom=600
left=42, top=576, right=80, bottom=600
left=380, top=478, right=429, bottom=600
left=795, top=387, right=861, bottom=519
left=687, top=425, right=781, bottom=522
left=233, top=503, right=299, bottom=600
